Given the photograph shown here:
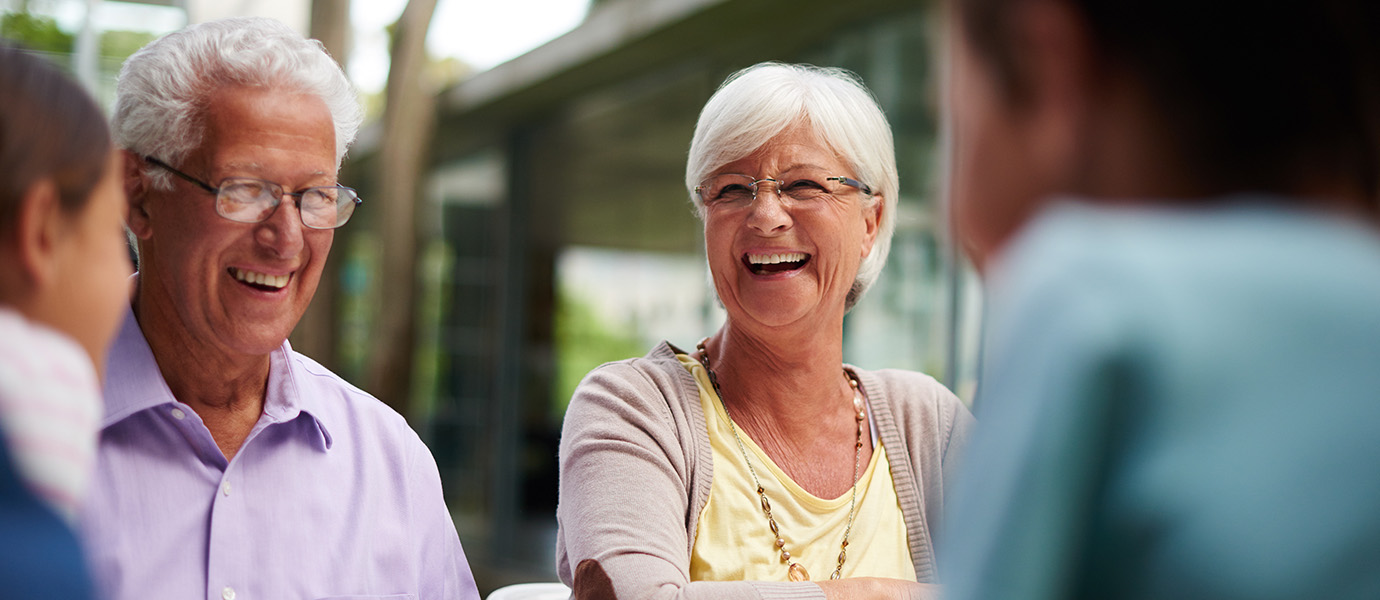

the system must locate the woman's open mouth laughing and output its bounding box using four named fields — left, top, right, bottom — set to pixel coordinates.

left=743, top=252, right=810, bottom=275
